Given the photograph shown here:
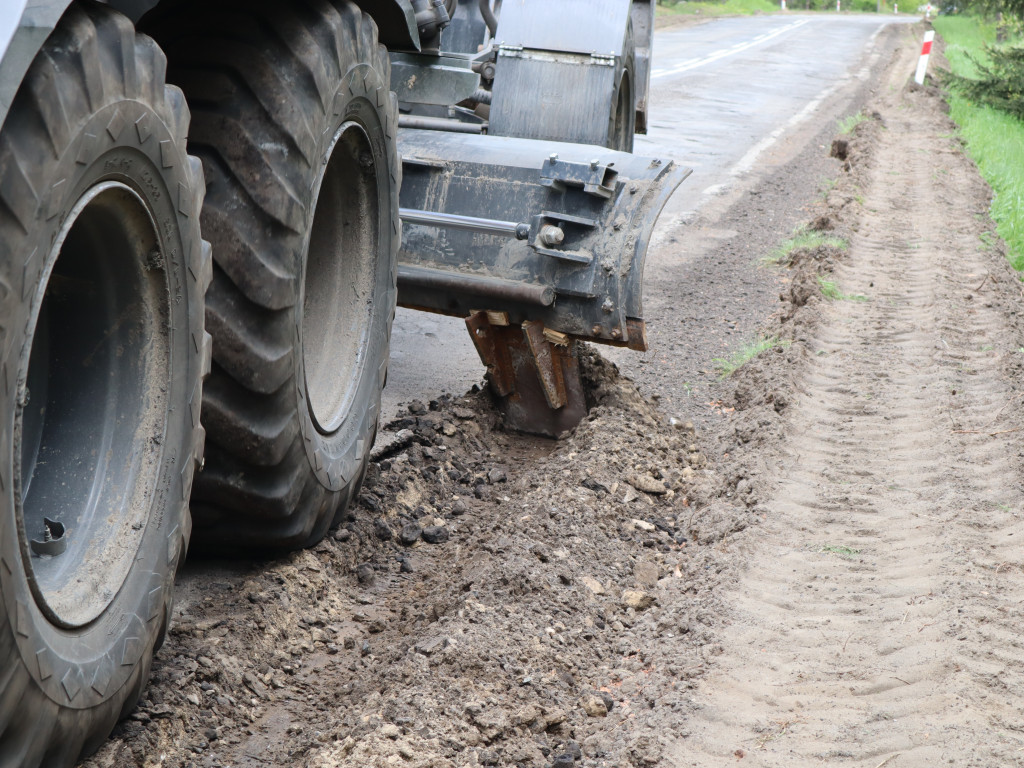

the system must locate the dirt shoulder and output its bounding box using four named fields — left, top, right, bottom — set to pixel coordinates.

left=80, top=20, right=1013, bottom=768
left=668, top=23, right=1024, bottom=766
